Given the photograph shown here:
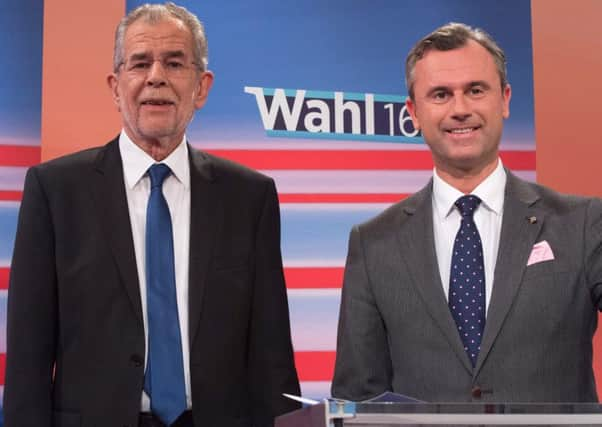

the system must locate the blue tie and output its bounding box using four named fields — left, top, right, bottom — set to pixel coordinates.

left=144, top=163, right=186, bottom=425
left=448, top=195, right=486, bottom=367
